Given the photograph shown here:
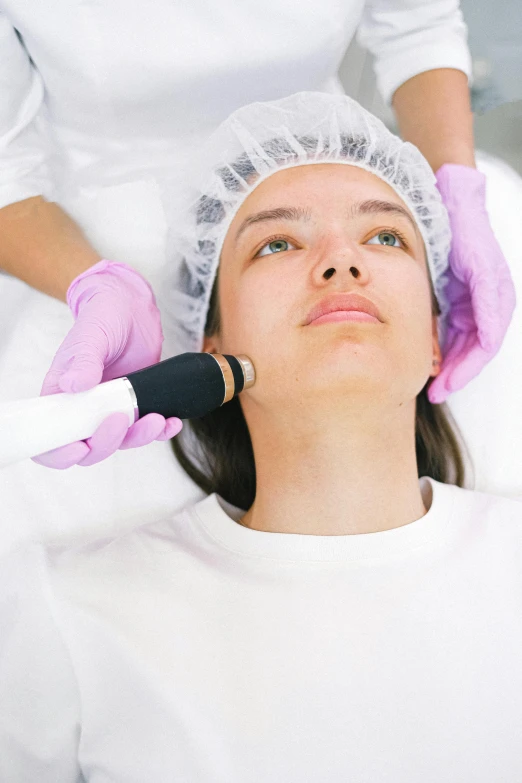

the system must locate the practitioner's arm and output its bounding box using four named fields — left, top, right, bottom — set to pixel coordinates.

left=0, top=196, right=102, bottom=302
left=0, top=15, right=103, bottom=301
left=355, top=0, right=476, bottom=173
left=391, top=67, right=476, bottom=173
